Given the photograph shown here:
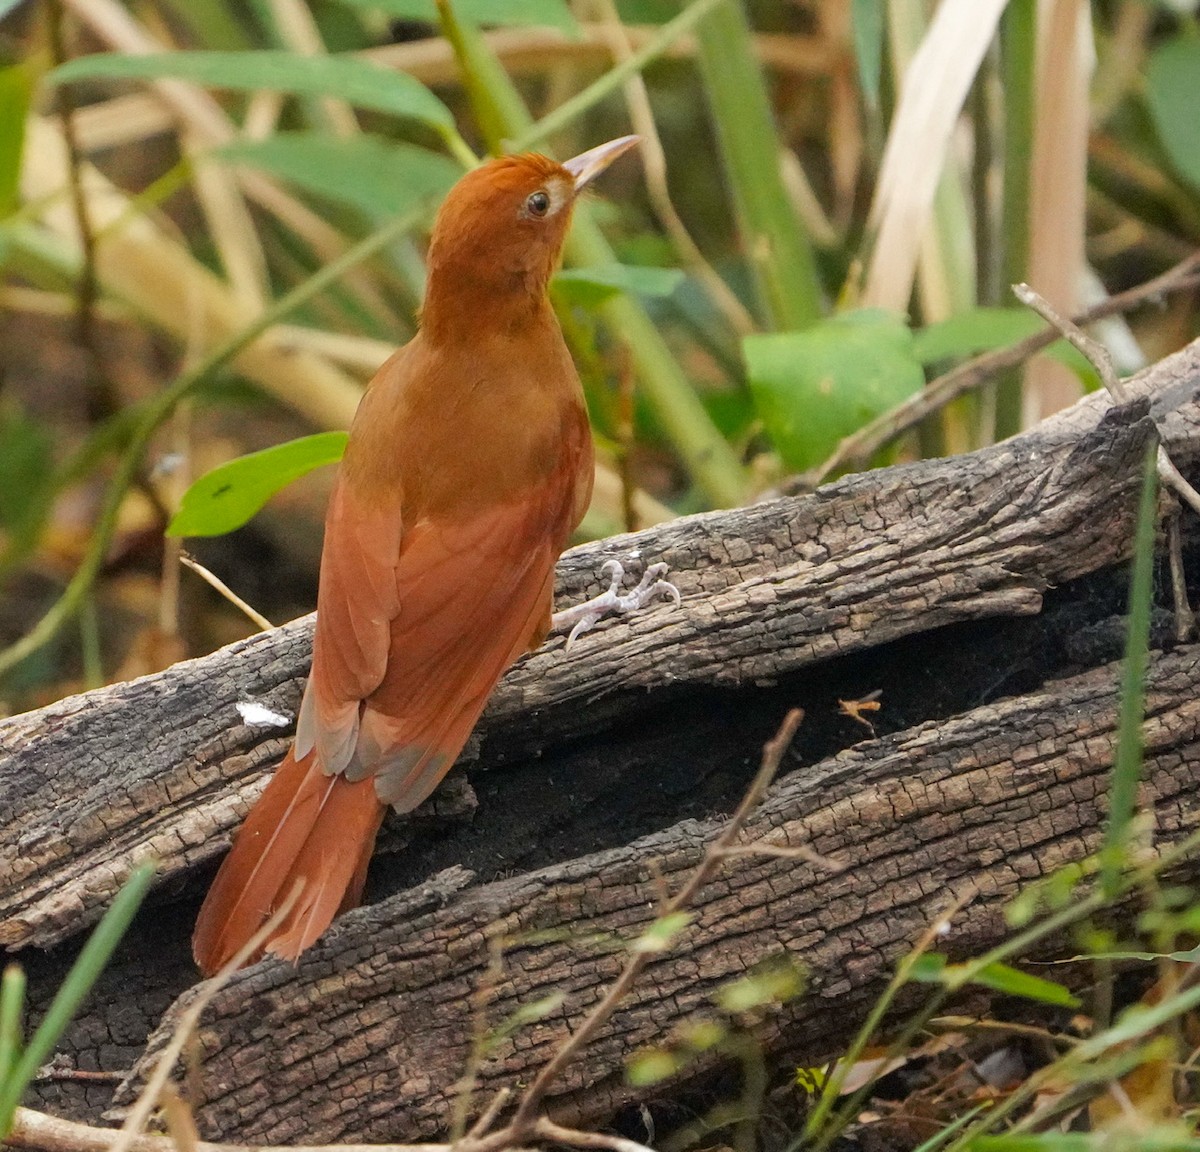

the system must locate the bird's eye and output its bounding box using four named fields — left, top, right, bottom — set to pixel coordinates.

left=526, top=190, right=551, bottom=218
